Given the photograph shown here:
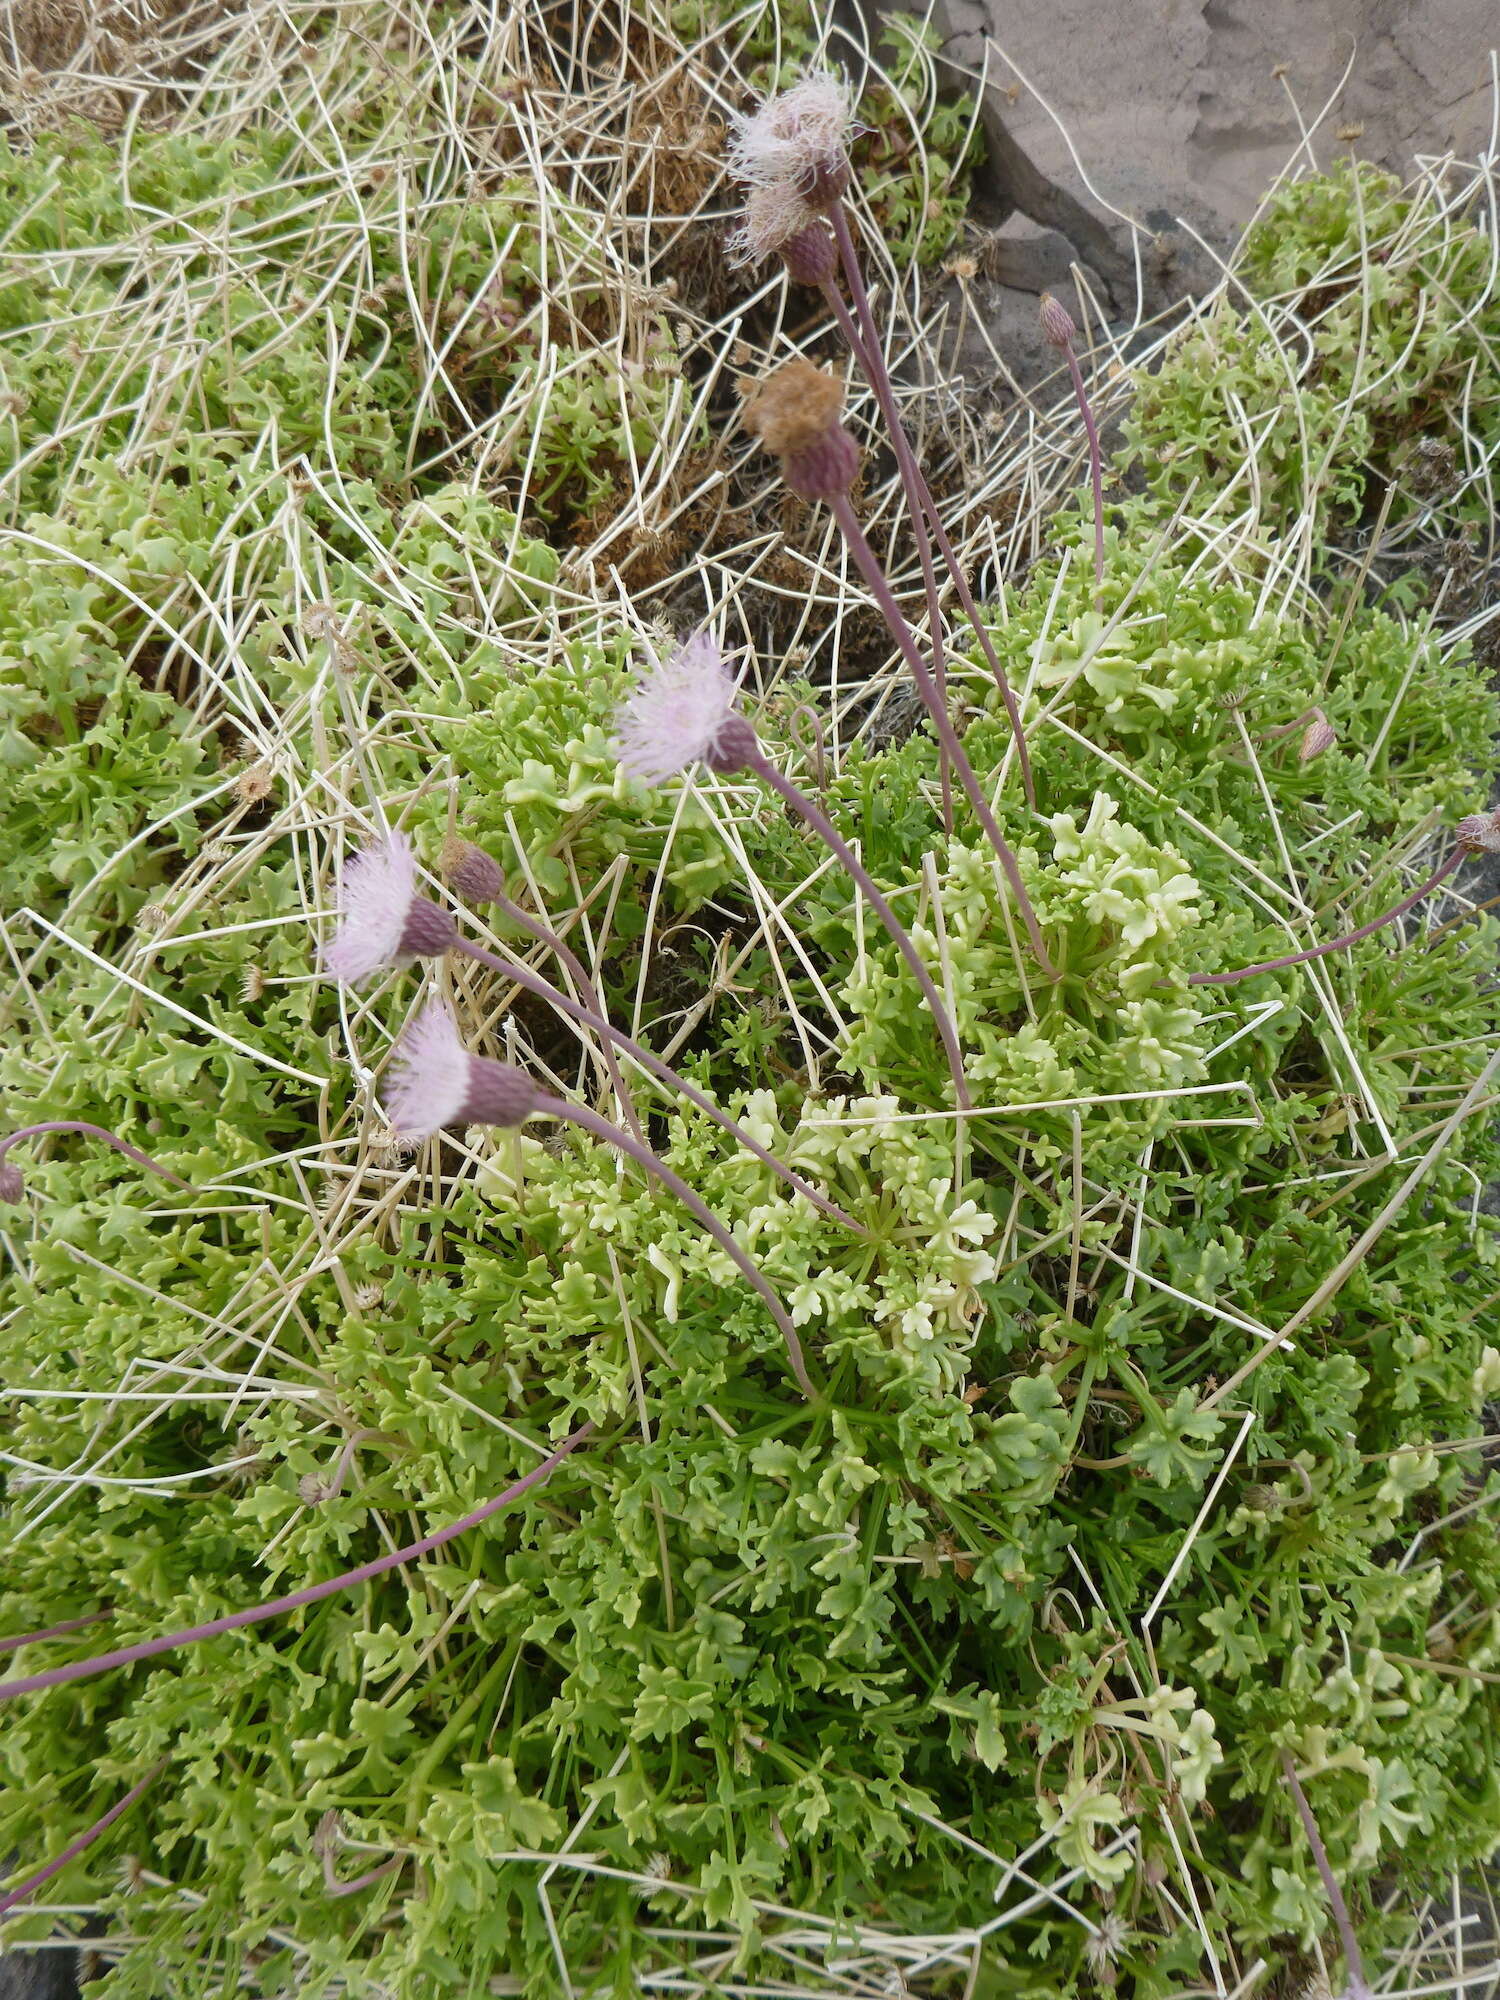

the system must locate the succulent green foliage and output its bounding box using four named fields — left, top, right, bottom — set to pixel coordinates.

left=1, top=58, right=1499, bottom=2000
left=1125, top=158, right=1500, bottom=559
